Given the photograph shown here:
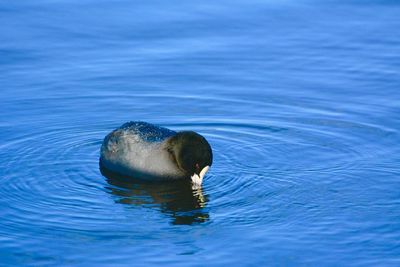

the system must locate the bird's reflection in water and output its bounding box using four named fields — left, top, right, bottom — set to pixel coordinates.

left=100, top=165, right=209, bottom=225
